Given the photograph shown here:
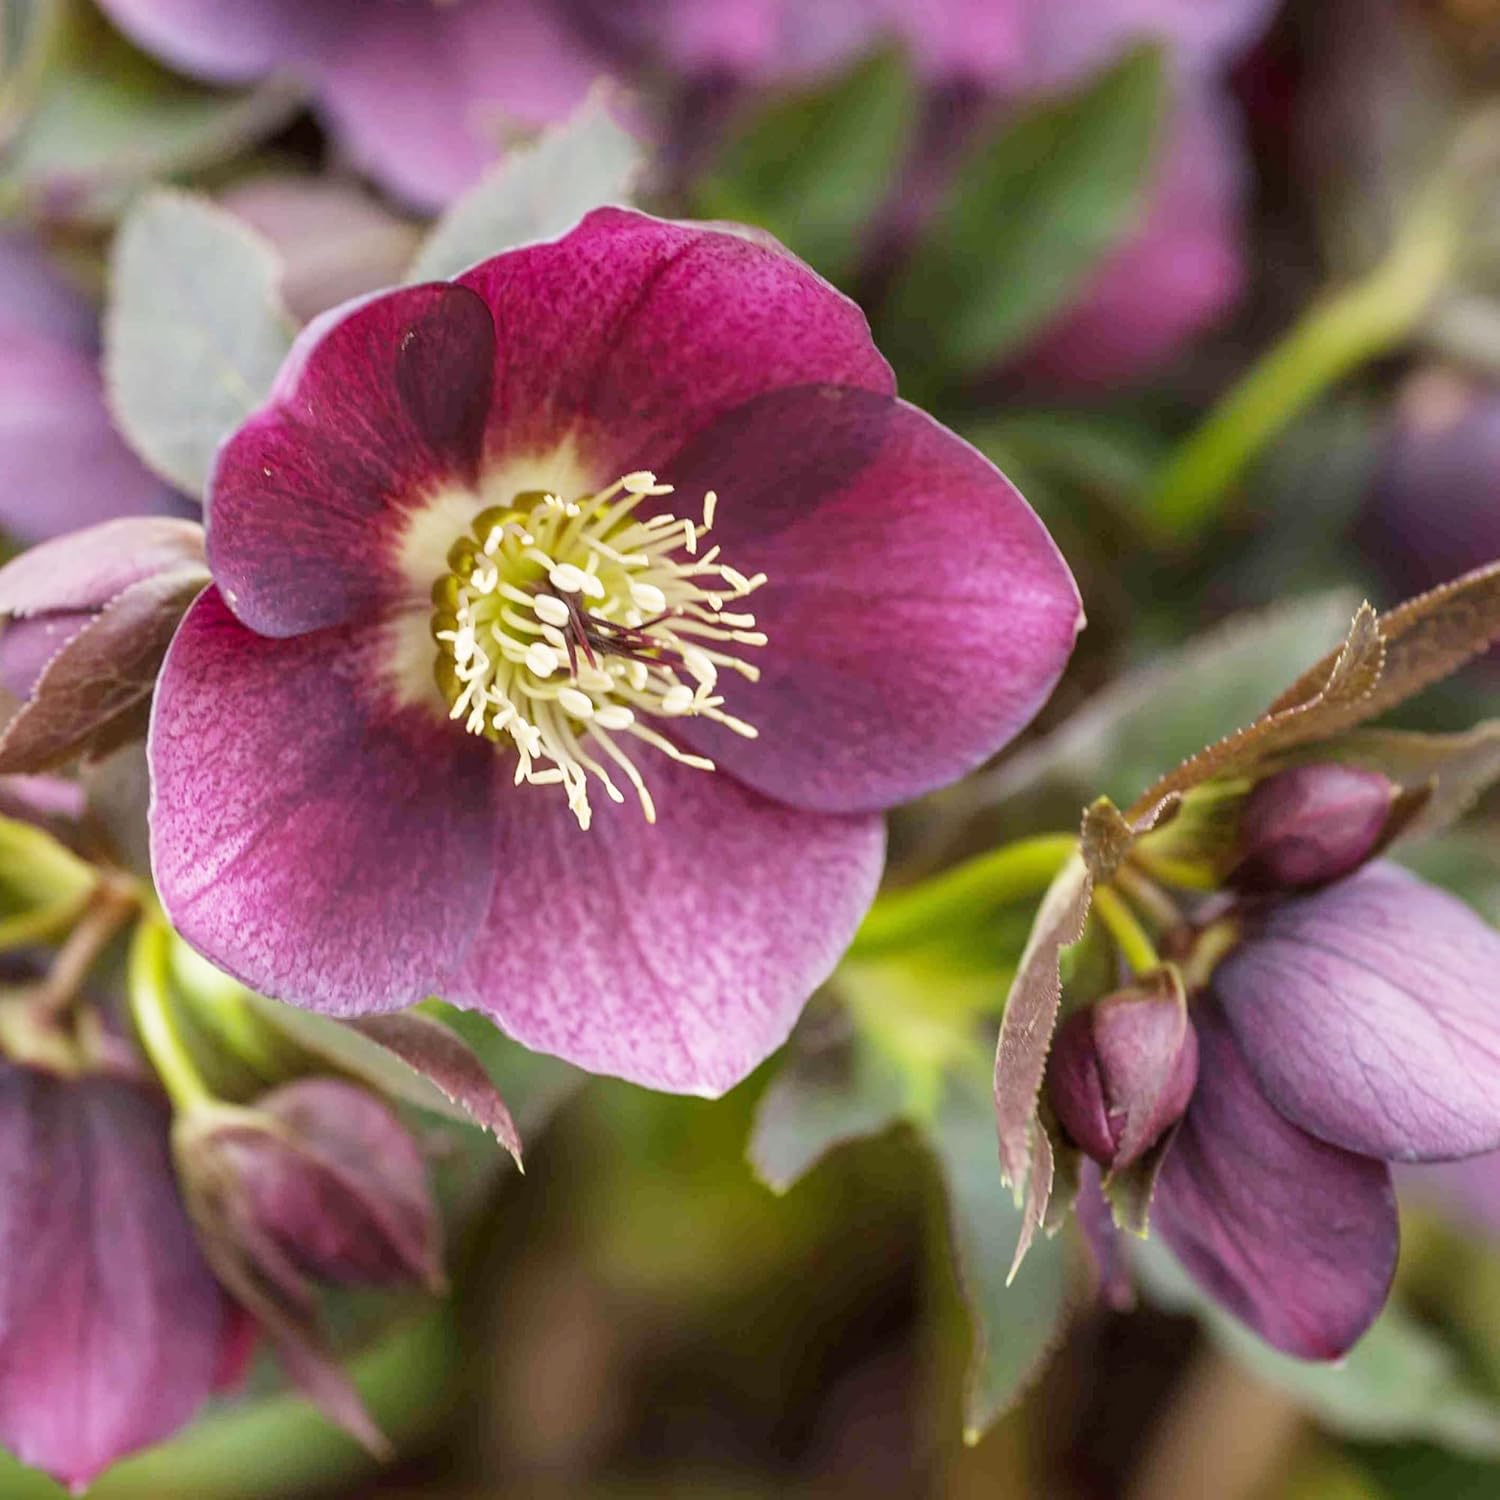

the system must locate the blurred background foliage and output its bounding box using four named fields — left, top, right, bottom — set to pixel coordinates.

left=3, top=0, right=1500, bottom=1495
